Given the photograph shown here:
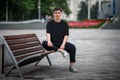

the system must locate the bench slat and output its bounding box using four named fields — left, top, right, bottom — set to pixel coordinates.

left=16, top=50, right=44, bottom=61
left=17, top=50, right=54, bottom=66
left=6, top=37, right=38, bottom=45
left=13, top=46, right=44, bottom=56
left=4, top=34, right=36, bottom=40
left=9, top=41, right=41, bottom=51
